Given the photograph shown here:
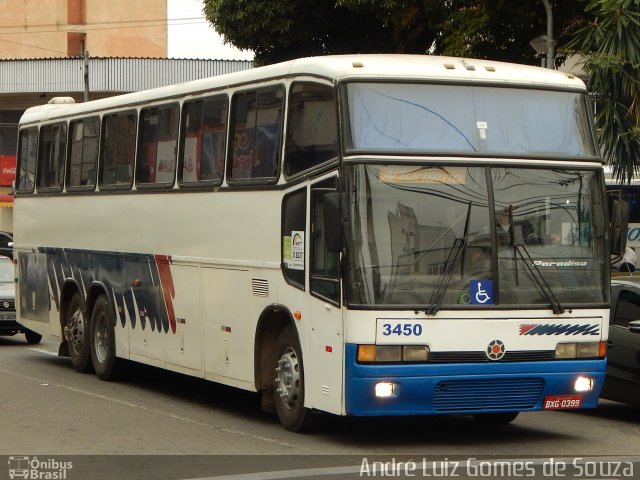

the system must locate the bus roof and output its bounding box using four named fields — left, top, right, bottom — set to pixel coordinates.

left=19, top=54, right=587, bottom=126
